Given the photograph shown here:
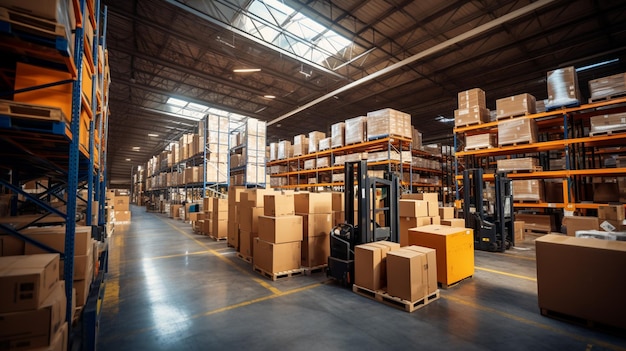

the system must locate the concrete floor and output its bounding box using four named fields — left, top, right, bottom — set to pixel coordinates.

left=97, top=206, right=626, bottom=350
